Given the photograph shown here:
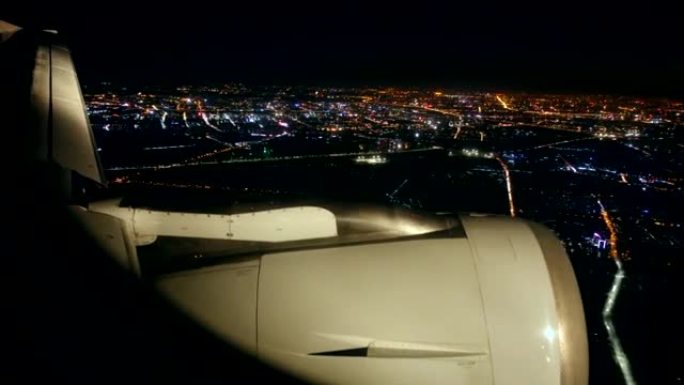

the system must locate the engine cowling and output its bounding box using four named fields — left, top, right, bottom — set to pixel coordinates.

left=157, top=212, right=588, bottom=385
